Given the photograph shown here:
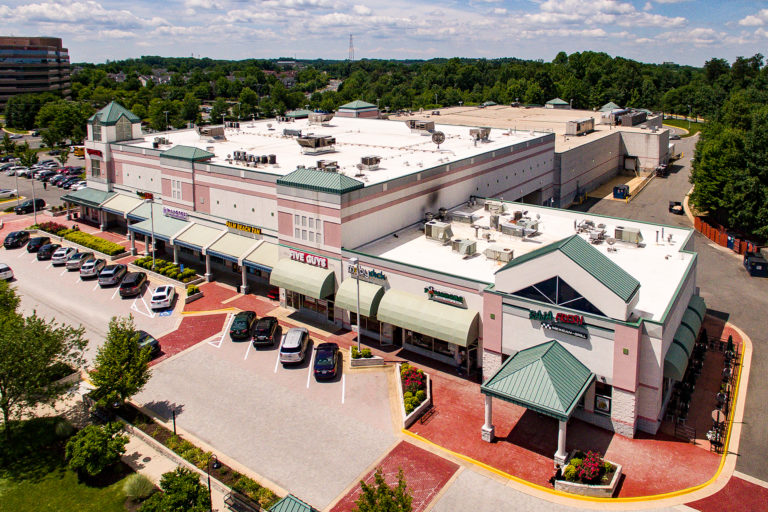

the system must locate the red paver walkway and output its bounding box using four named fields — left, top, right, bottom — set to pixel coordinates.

left=687, top=476, right=768, bottom=511
left=183, top=282, right=239, bottom=312
left=329, top=441, right=459, bottom=512
left=152, top=313, right=226, bottom=365
left=409, top=370, right=720, bottom=497
left=227, top=293, right=280, bottom=317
